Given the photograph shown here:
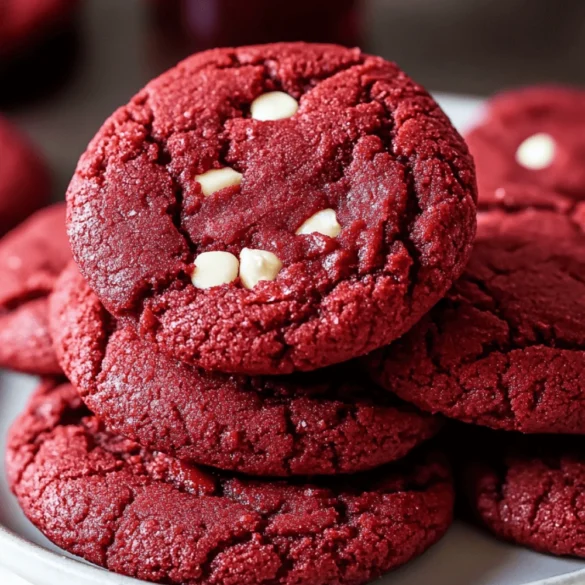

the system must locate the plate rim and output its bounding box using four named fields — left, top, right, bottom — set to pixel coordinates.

left=2, top=522, right=585, bottom=585
left=0, top=524, right=140, bottom=584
